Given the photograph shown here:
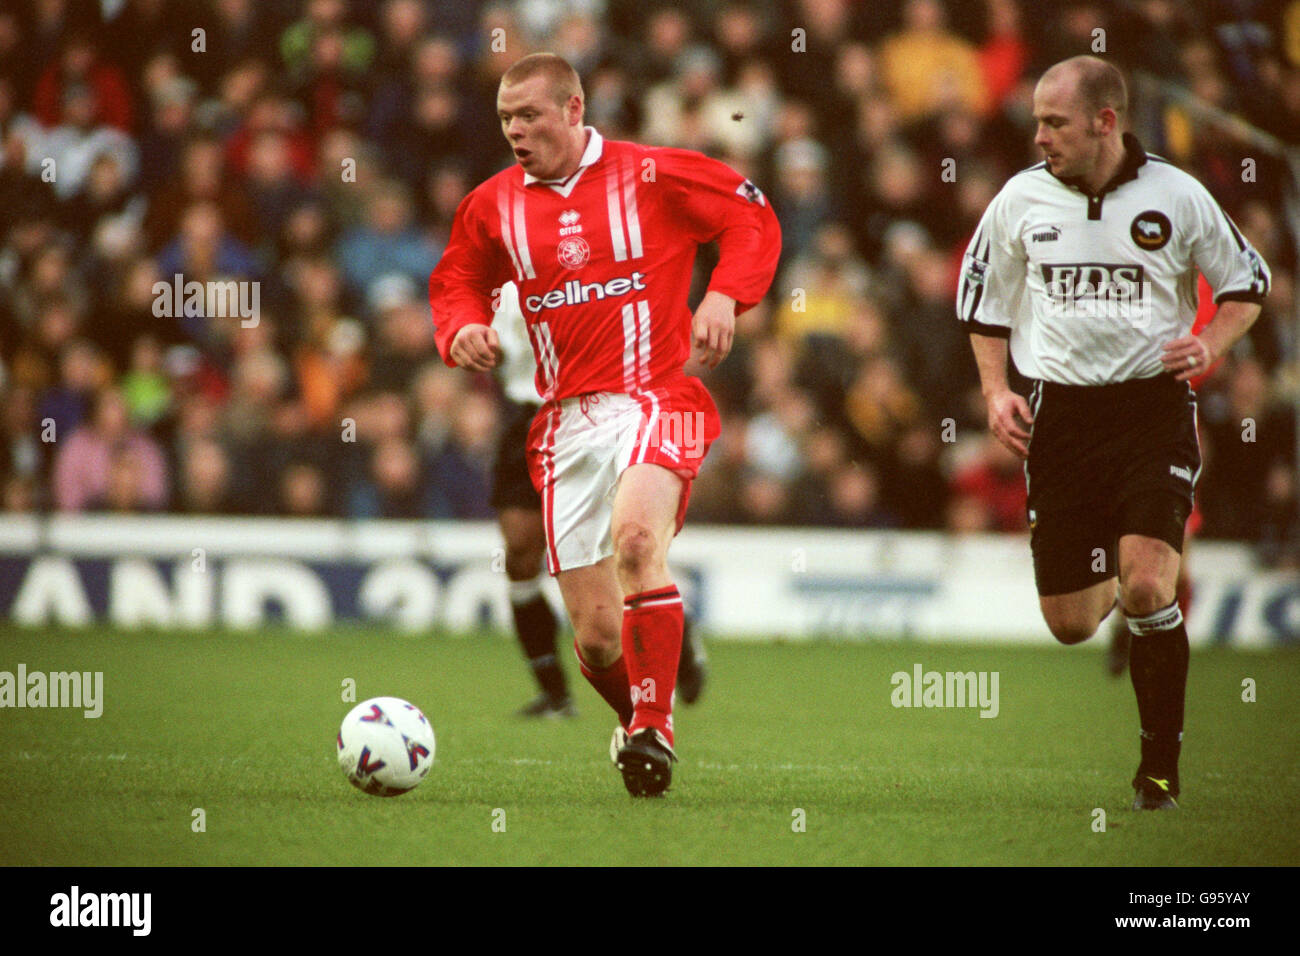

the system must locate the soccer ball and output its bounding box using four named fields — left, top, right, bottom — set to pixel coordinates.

left=337, top=696, right=436, bottom=797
